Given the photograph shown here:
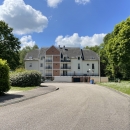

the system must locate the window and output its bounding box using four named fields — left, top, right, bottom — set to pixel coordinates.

left=92, top=64, right=94, bottom=69
left=29, top=63, right=32, bottom=67
left=78, top=63, right=80, bottom=69
left=40, top=63, right=43, bottom=67
left=87, top=64, right=89, bottom=66
left=78, top=57, right=80, bottom=60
